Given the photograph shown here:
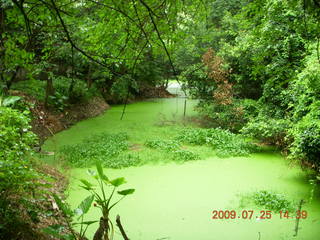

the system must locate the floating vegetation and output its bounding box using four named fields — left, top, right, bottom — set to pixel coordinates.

left=252, top=190, right=295, bottom=212
left=59, top=132, right=142, bottom=168
left=176, top=127, right=259, bottom=158
left=239, top=190, right=296, bottom=213
left=144, top=139, right=199, bottom=163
